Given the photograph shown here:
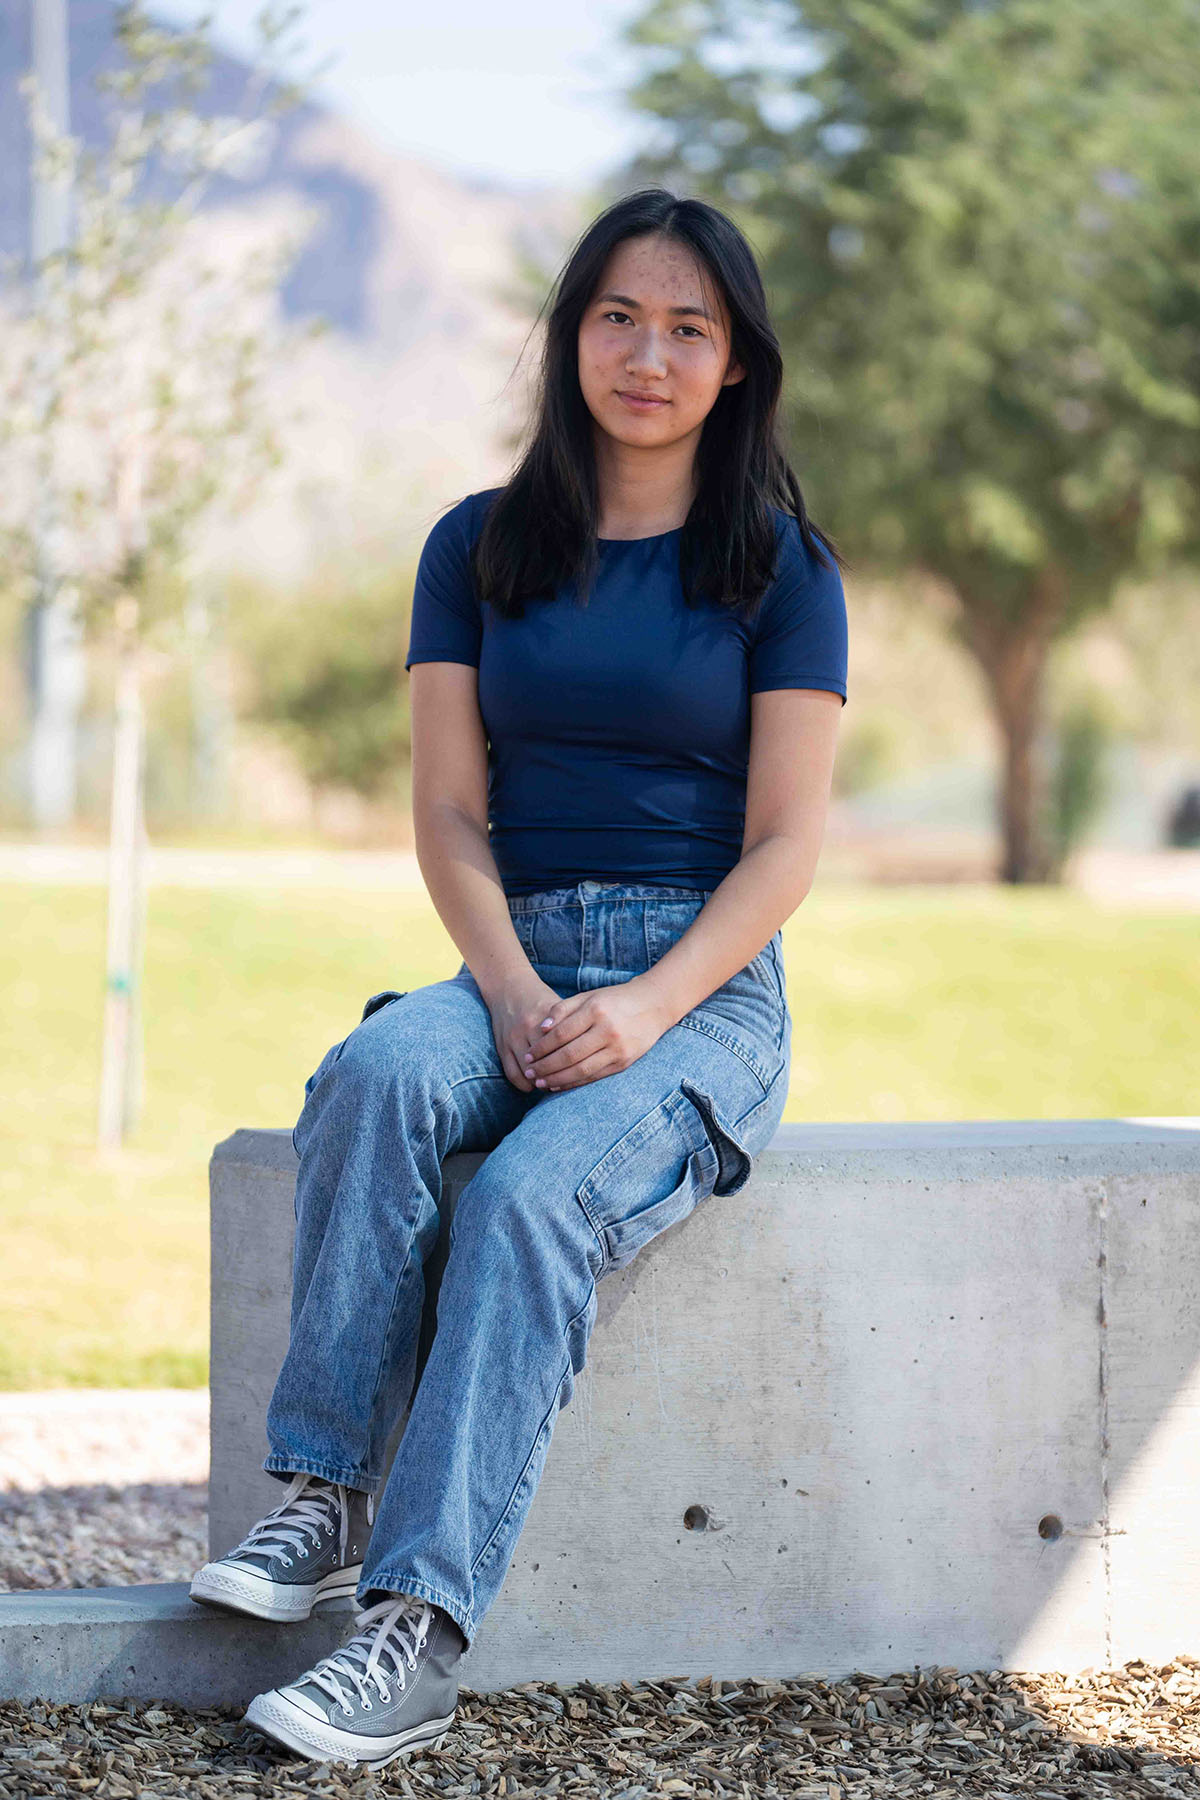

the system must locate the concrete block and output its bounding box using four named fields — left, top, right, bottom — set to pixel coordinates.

left=1107, top=1163, right=1200, bottom=1664
left=205, top=1117, right=1200, bottom=1691
left=0, top=1583, right=357, bottom=1708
